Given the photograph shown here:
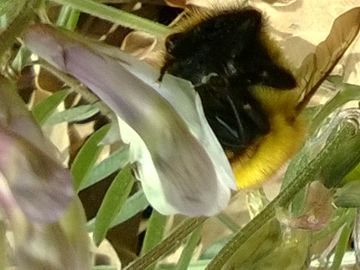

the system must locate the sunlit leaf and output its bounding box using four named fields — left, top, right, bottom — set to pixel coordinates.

left=80, top=145, right=130, bottom=190
left=87, top=190, right=149, bottom=231
left=71, top=124, right=111, bottom=191
left=141, top=211, right=167, bottom=255
left=45, top=104, right=99, bottom=125
left=32, top=89, right=70, bottom=124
